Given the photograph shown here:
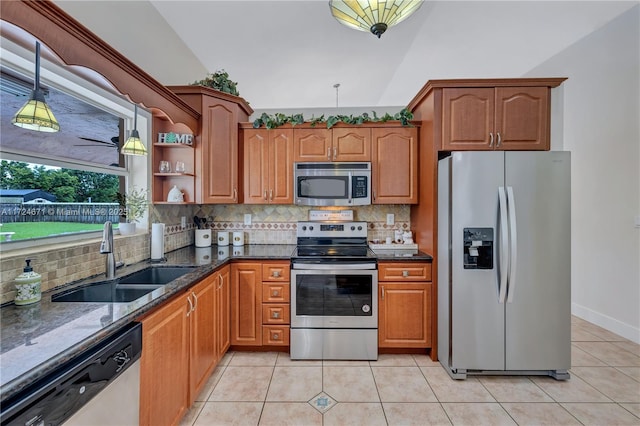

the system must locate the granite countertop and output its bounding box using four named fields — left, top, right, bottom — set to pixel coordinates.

left=0, top=243, right=431, bottom=400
